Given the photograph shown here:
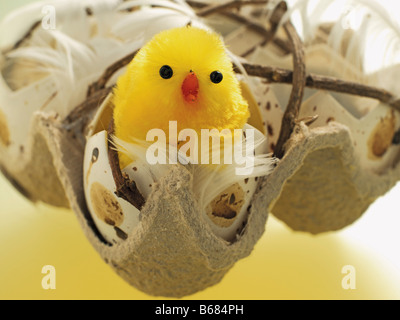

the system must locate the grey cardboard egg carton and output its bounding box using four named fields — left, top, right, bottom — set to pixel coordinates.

left=1, top=0, right=400, bottom=297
